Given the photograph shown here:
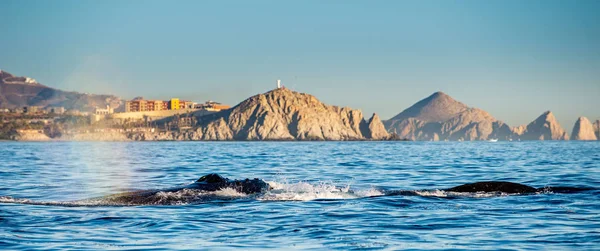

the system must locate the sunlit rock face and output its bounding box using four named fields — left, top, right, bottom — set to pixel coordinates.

left=162, top=88, right=389, bottom=141
left=571, top=117, right=597, bottom=141
left=594, top=120, right=600, bottom=140
left=384, top=91, right=513, bottom=141
left=514, top=111, right=569, bottom=141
